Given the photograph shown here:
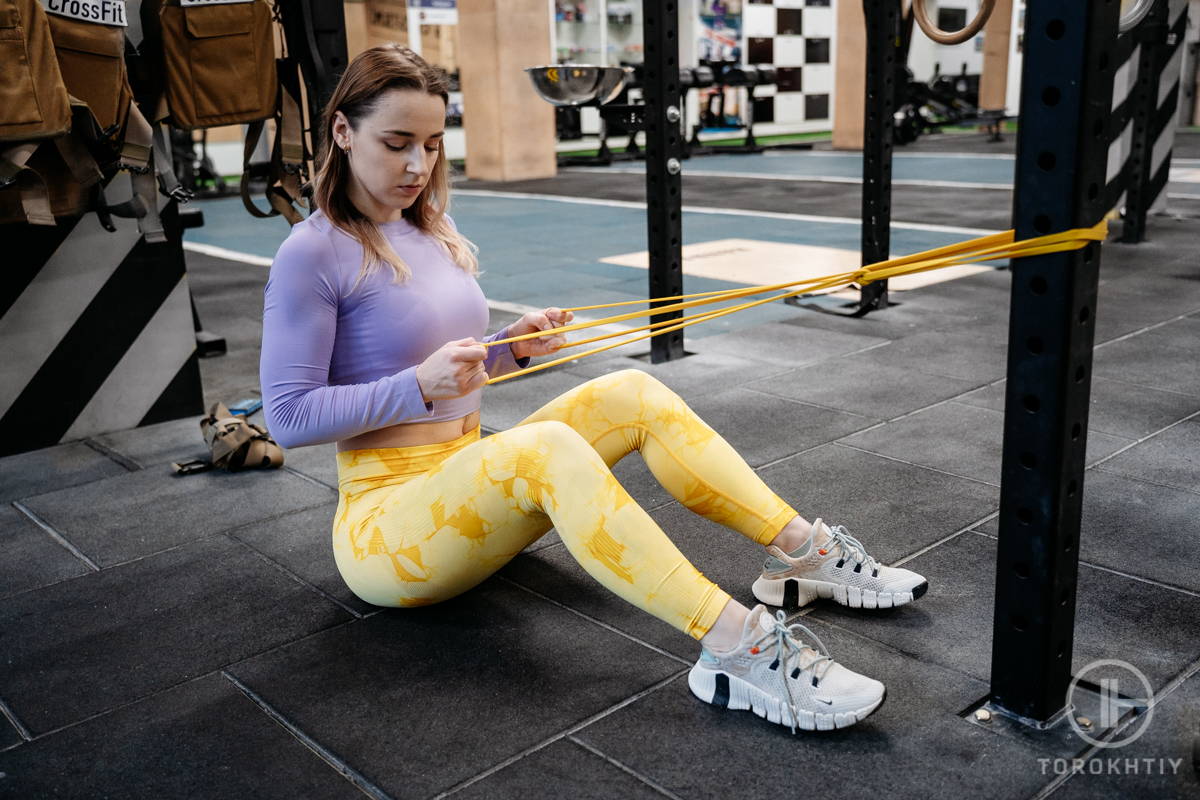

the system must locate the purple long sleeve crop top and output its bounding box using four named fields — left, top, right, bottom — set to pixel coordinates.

left=260, top=209, right=528, bottom=449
